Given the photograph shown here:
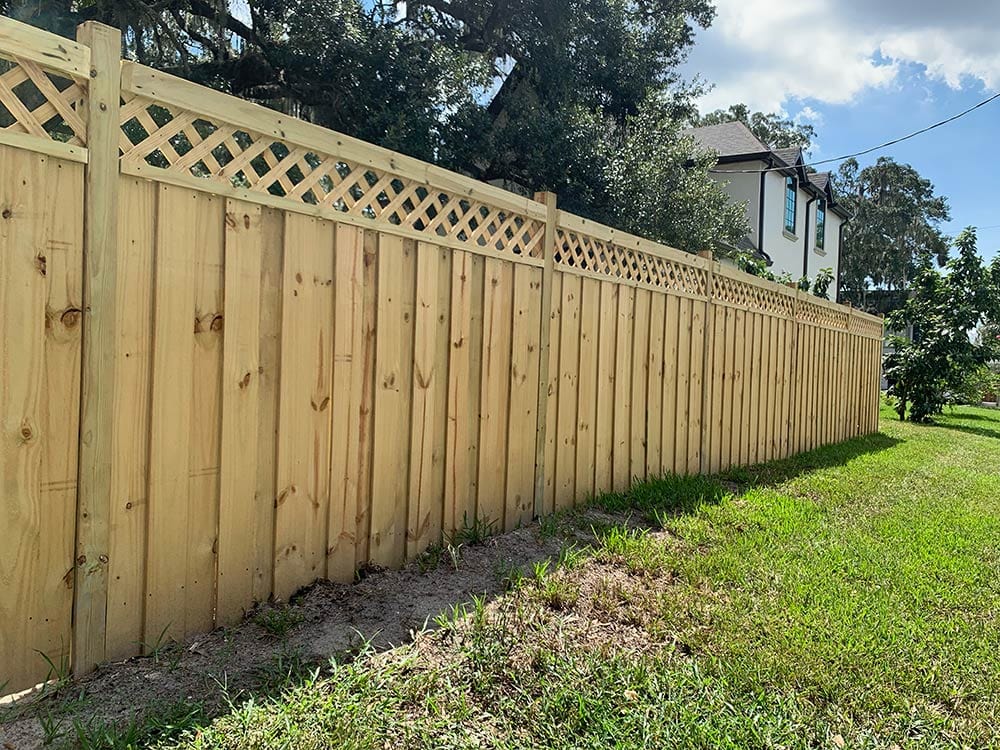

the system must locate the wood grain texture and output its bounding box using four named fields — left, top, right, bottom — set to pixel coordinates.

left=105, top=177, right=154, bottom=661
left=328, top=225, right=368, bottom=580
left=217, top=200, right=263, bottom=625
left=369, top=235, right=415, bottom=568
left=273, top=214, right=335, bottom=600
